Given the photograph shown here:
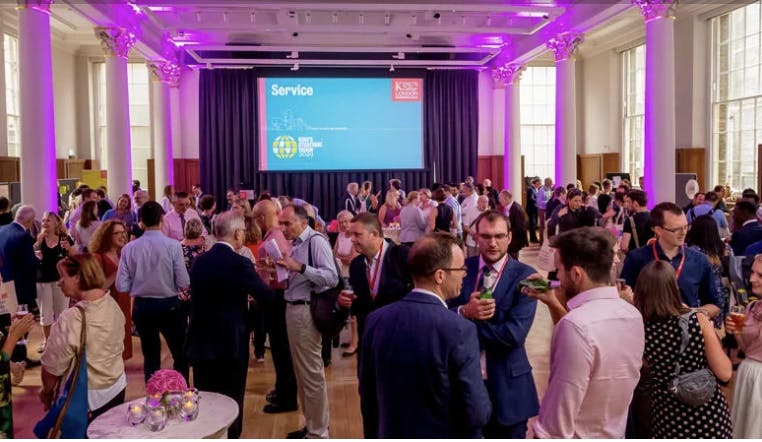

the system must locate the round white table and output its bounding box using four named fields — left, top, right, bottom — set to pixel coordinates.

left=87, top=391, right=238, bottom=439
